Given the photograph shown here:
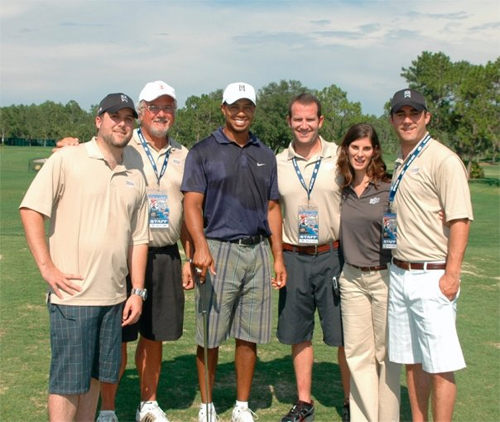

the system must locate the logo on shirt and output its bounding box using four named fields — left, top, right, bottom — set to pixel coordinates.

left=126, top=180, right=136, bottom=187
left=370, top=197, right=381, bottom=205
left=257, top=163, right=266, bottom=167
left=411, top=167, right=420, bottom=174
